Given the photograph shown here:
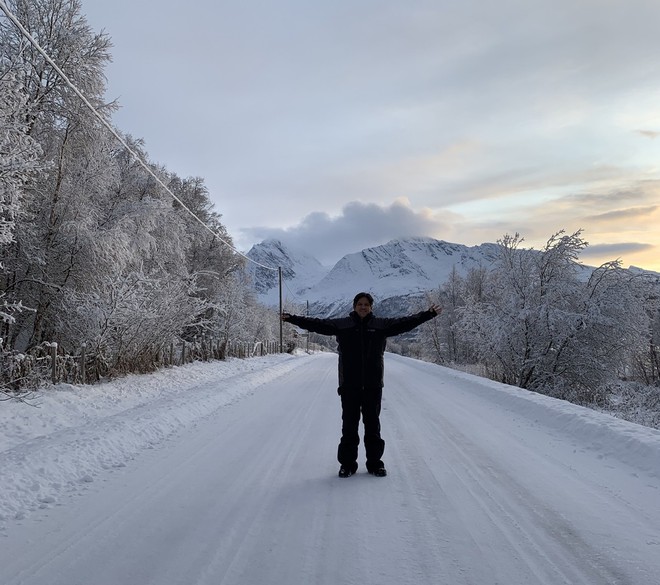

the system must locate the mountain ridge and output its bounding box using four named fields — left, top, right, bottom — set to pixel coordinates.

left=245, top=237, right=660, bottom=317
left=246, top=236, right=500, bottom=317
